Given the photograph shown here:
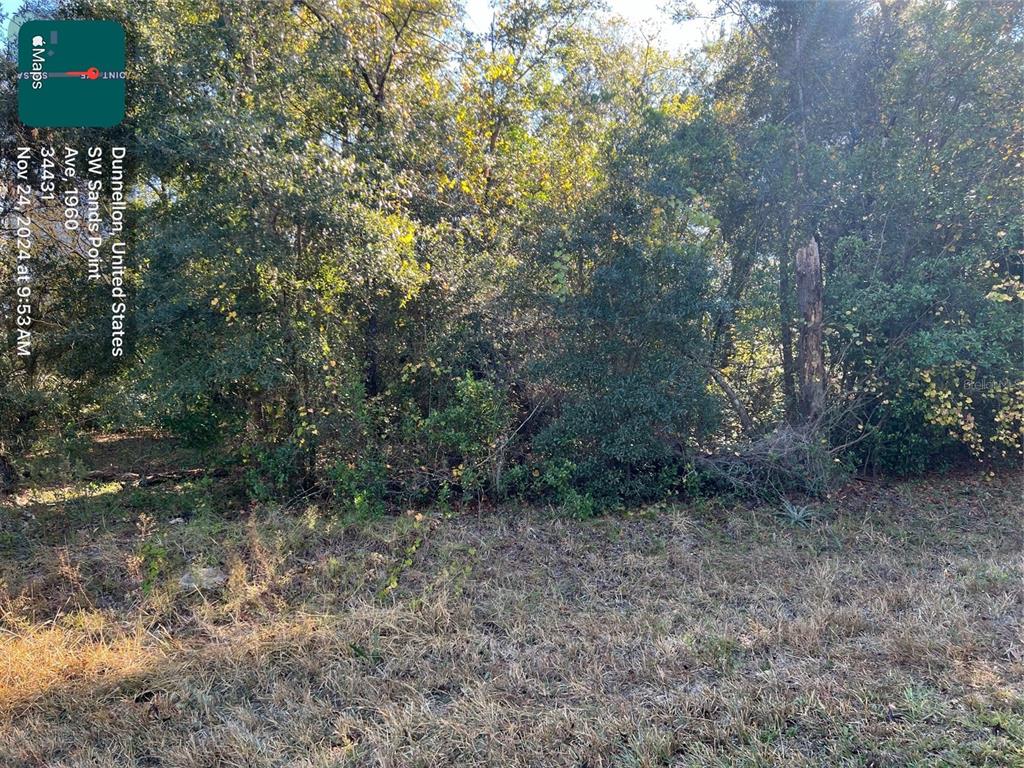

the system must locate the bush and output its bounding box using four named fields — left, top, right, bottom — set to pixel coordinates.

left=849, top=397, right=959, bottom=476
left=536, top=240, right=718, bottom=505
left=159, top=396, right=234, bottom=450
left=328, top=457, right=388, bottom=518
left=0, top=383, right=50, bottom=454
left=242, top=439, right=314, bottom=501
left=414, top=372, right=512, bottom=501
